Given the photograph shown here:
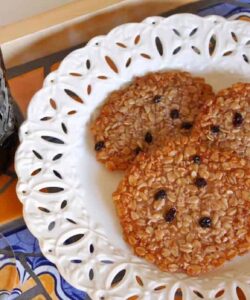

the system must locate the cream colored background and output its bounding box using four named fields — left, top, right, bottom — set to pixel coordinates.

left=0, top=0, right=76, bottom=26
left=0, top=0, right=195, bottom=67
